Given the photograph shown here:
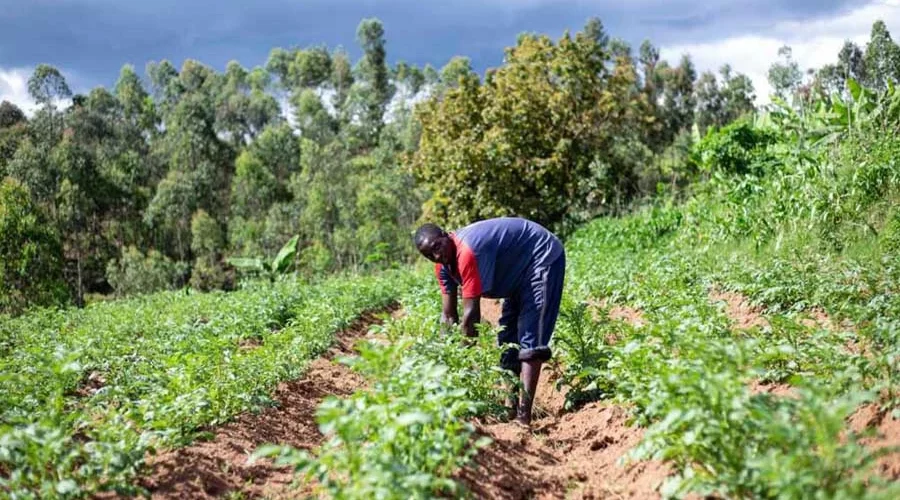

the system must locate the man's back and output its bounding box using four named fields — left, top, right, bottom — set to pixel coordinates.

left=452, top=217, right=563, bottom=298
